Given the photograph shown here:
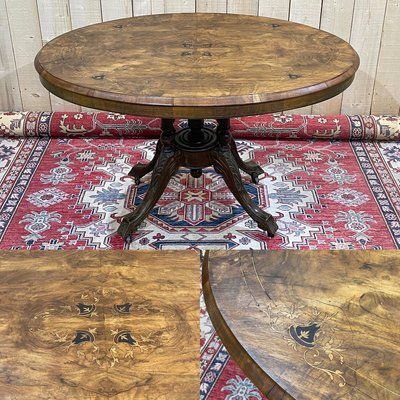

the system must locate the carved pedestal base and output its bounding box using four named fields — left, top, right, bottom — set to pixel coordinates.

left=117, top=119, right=278, bottom=242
